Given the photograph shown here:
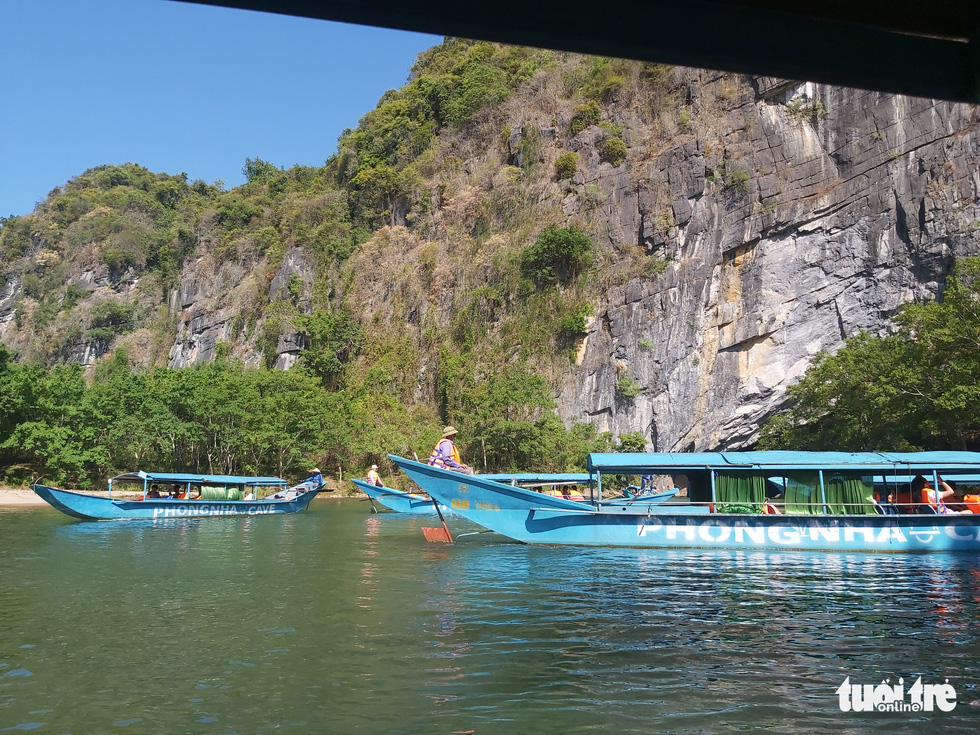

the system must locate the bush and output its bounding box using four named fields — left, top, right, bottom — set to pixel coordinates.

left=599, top=137, right=628, bottom=166
left=569, top=100, right=601, bottom=135
left=559, top=302, right=593, bottom=336
left=616, top=375, right=643, bottom=400
left=520, top=226, right=595, bottom=287
left=707, top=166, right=750, bottom=196
left=786, top=96, right=828, bottom=123
left=217, top=195, right=263, bottom=229
left=554, top=152, right=579, bottom=180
